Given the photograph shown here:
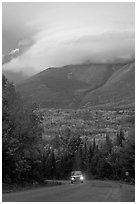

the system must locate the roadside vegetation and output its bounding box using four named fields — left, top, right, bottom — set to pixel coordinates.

left=2, top=75, right=135, bottom=186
